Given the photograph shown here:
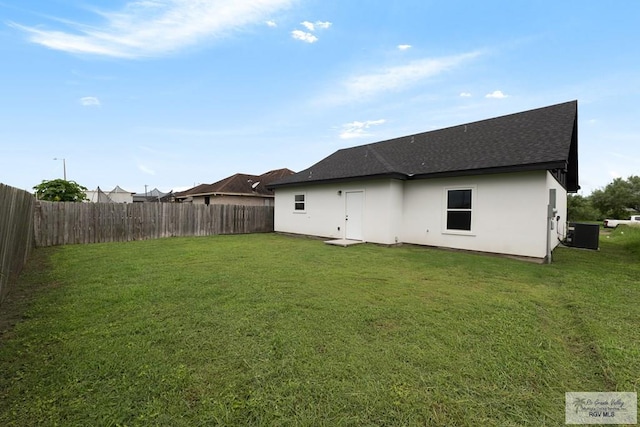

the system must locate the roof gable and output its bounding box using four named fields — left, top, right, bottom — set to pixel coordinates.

left=270, top=101, right=579, bottom=191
